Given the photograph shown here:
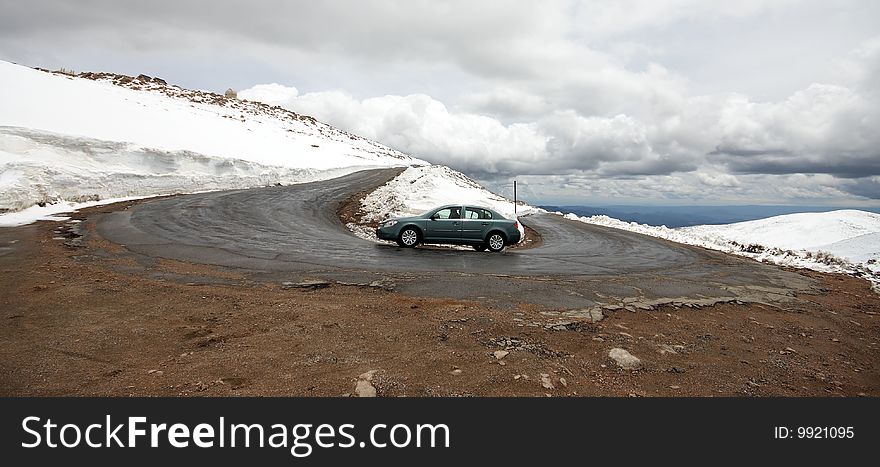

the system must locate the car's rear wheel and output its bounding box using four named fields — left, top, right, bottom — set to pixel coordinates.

left=473, top=244, right=486, bottom=252
left=397, top=227, right=420, bottom=248
left=486, top=232, right=506, bottom=252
